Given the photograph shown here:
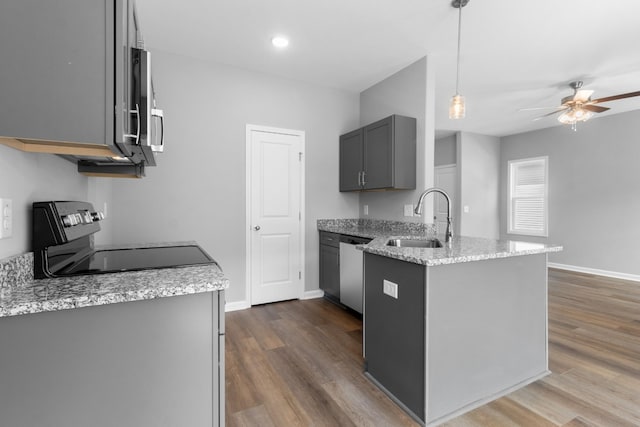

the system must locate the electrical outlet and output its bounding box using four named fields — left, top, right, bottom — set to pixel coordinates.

left=0, top=198, right=13, bottom=239
left=363, top=205, right=369, bottom=216
left=403, top=204, right=414, bottom=217
left=383, top=279, right=398, bottom=299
